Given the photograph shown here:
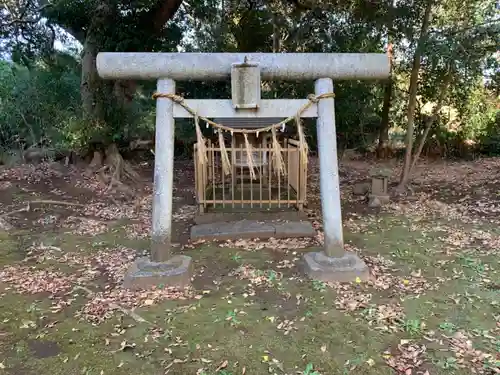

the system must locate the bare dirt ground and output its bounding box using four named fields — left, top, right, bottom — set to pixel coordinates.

left=0, top=156, right=498, bottom=375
